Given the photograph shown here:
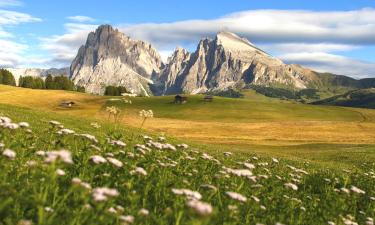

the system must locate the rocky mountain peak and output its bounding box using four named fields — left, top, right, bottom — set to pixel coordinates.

left=70, top=24, right=163, bottom=96
left=167, top=47, right=190, bottom=64
left=215, top=31, right=269, bottom=56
